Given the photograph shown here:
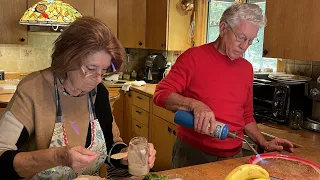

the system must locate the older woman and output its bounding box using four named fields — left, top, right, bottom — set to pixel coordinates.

left=0, top=17, right=156, bottom=179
